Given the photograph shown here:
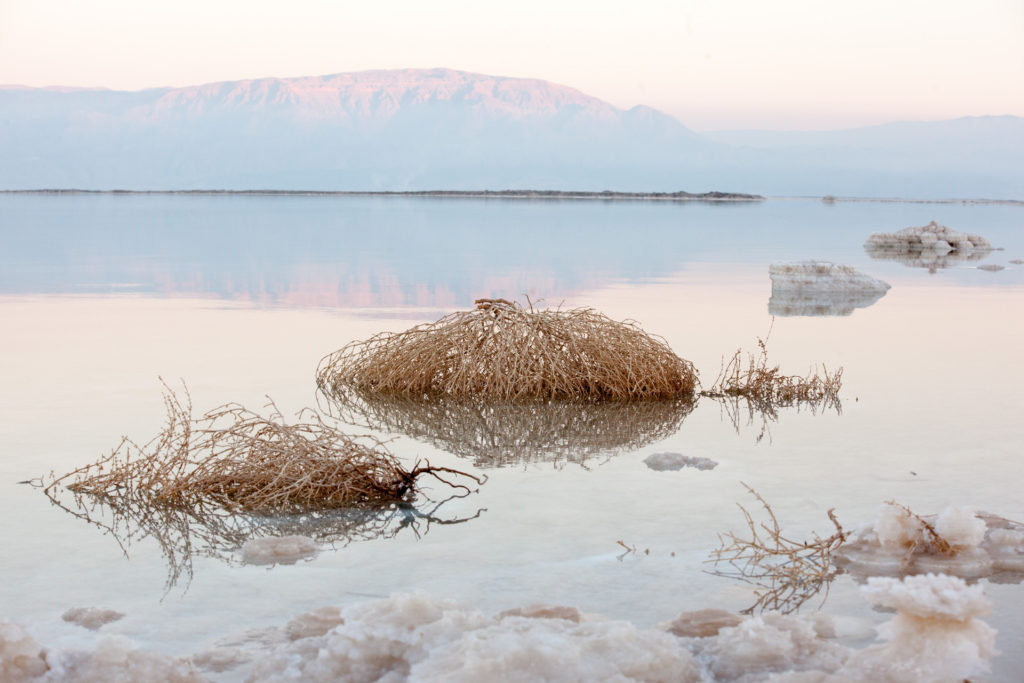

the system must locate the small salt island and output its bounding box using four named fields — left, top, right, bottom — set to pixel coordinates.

left=768, top=261, right=891, bottom=316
